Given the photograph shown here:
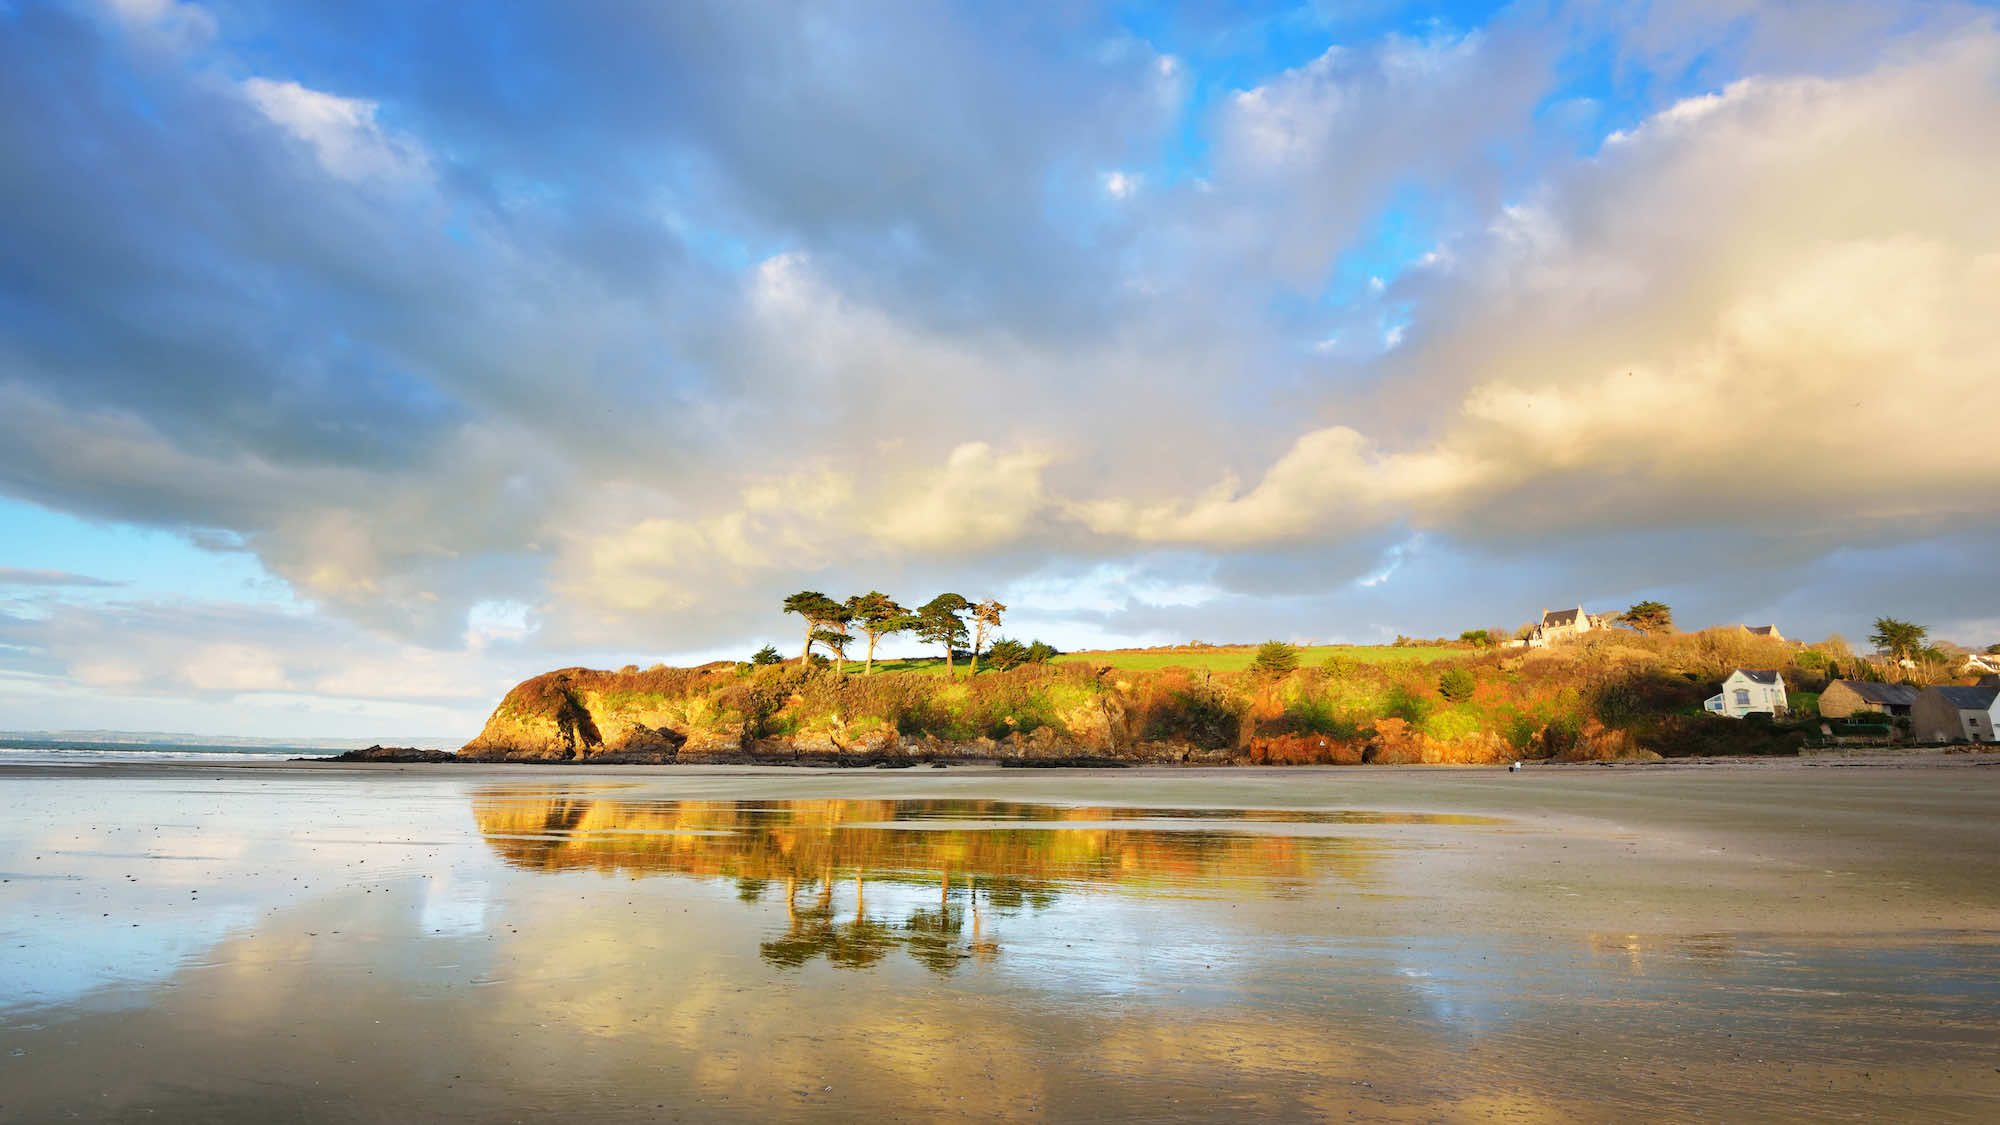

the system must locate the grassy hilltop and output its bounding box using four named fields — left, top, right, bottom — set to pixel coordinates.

left=462, top=629, right=1873, bottom=765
